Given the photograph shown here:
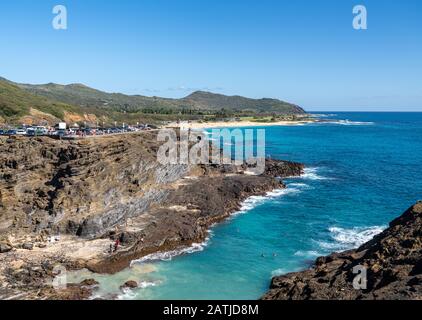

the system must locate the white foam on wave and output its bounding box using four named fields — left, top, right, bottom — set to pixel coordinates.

left=299, top=167, right=331, bottom=181
left=117, top=288, right=137, bottom=300
left=116, top=281, right=160, bottom=300
left=237, top=195, right=268, bottom=213
left=287, top=182, right=313, bottom=189
left=236, top=187, right=301, bottom=214
left=266, top=188, right=301, bottom=197
left=294, top=250, right=324, bottom=258
left=317, top=225, right=385, bottom=252
left=311, top=113, right=338, bottom=118
left=271, top=268, right=289, bottom=277
left=329, top=226, right=385, bottom=247
left=327, top=120, right=374, bottom=126
left=131, top=238, right=211, bottom=265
